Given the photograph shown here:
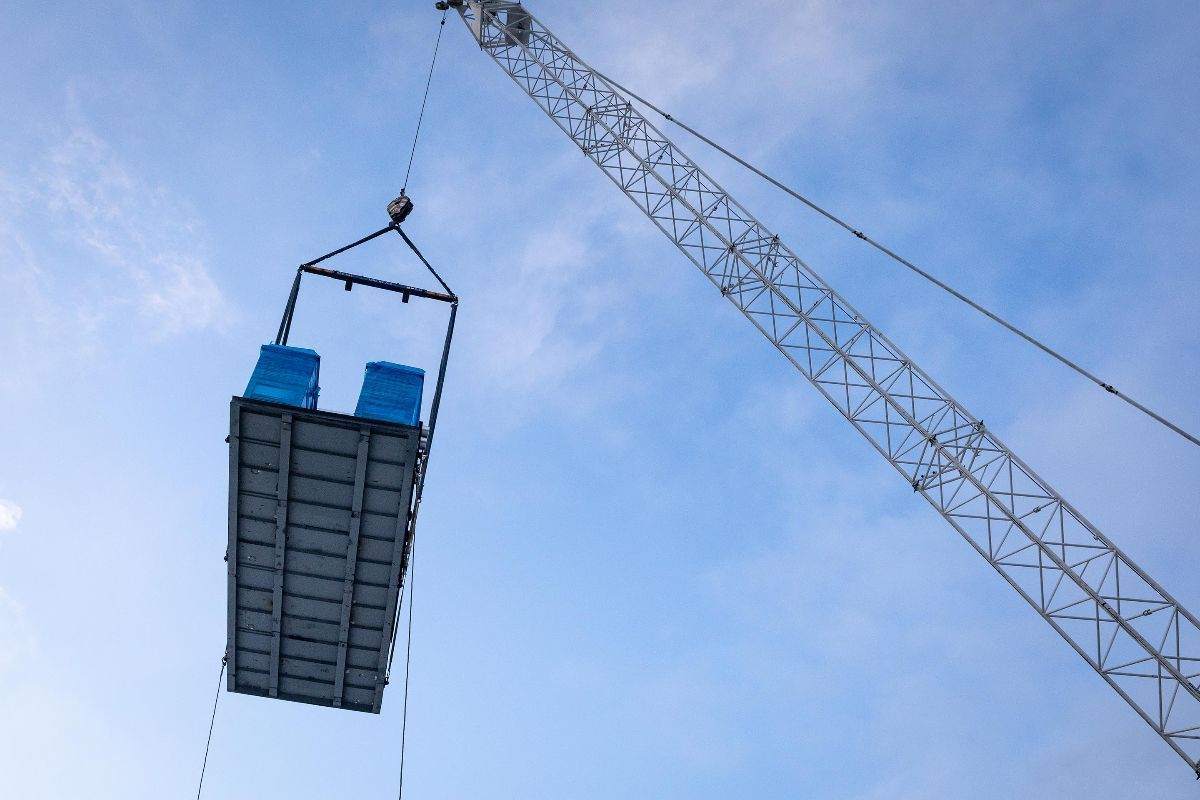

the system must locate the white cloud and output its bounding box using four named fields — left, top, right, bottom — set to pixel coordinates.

left=0, top=126, right=233, bottom=400
left=401, top=150, right=635, bottom=428
left=469, top=225, right=605, bottom=392
left=140, top=256, right=228, bottom=336
left=38, top=128, right=232, bottom=335
left=576, top=0, right=881, bottom=157
left=0, top=500, right=22, bottom=532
